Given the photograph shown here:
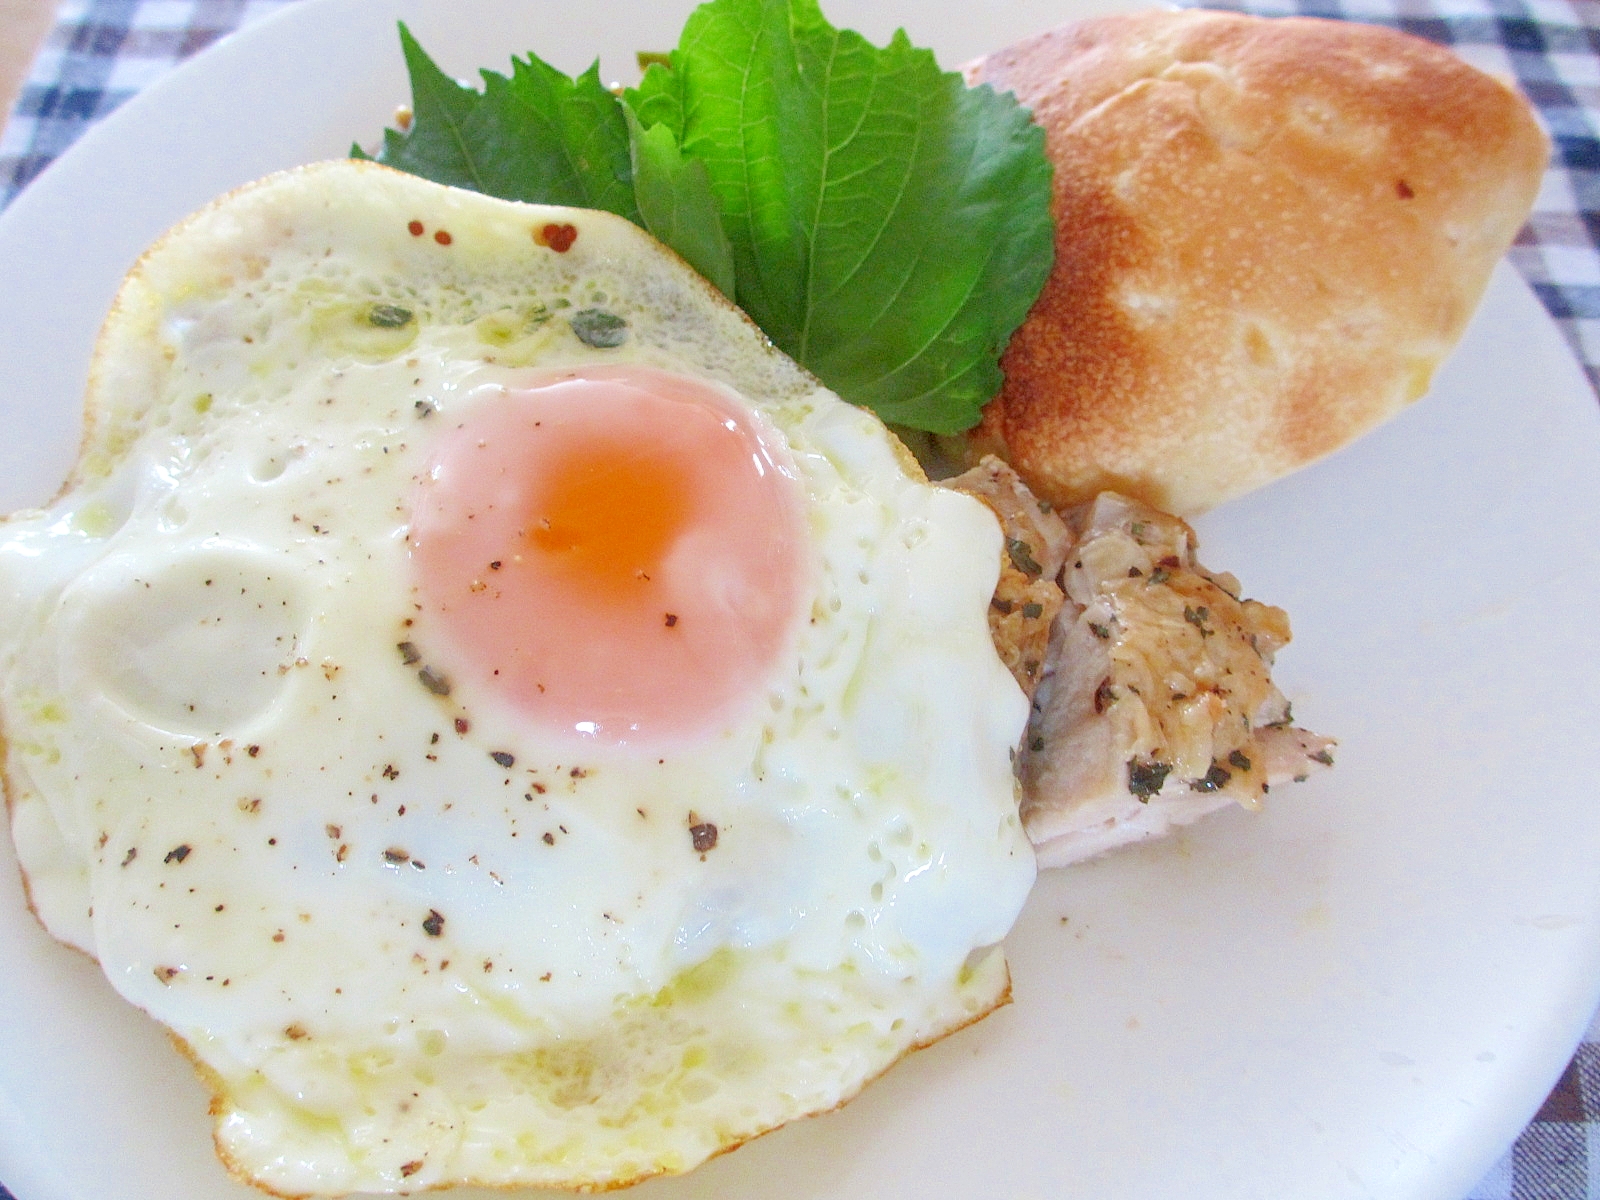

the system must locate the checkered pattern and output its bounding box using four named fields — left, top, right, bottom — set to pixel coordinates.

left=1465, top=1007, right=1600, bottom=1200
left=0, top=0, right=298, bottom=207
left=1, top=2, right=1598, bottom=1199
